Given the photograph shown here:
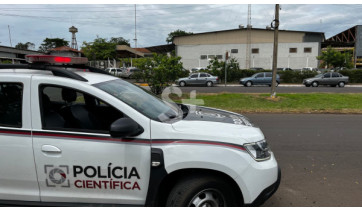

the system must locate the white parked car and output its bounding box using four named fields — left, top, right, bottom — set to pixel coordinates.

left=0, top=55, right=280, bottom=206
